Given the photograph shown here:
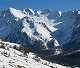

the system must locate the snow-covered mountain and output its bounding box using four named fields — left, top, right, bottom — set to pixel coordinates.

left=0, top=8, right=80, bottom=67
left=0, top=8, right=61, bottom=50
left=0, top=40, right=68, bottom=68
left=0, top=8, right=80, bottom=57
